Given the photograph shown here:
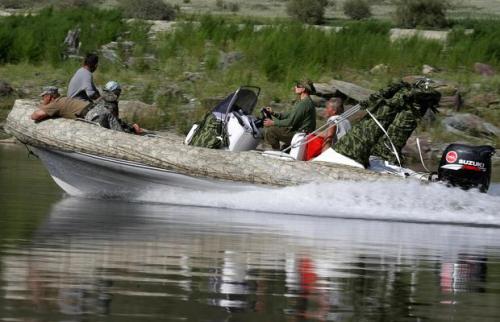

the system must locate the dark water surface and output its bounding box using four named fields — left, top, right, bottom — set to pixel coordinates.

left=1, top=144, right=500, bottom=321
